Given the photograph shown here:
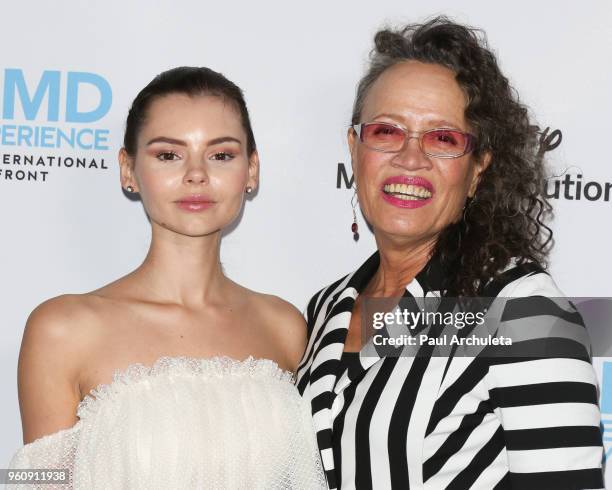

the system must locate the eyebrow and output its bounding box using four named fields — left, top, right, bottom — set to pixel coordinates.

left=146, top=136, right=242, bottom=146
left=372, top=113, right=465, bottom=130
